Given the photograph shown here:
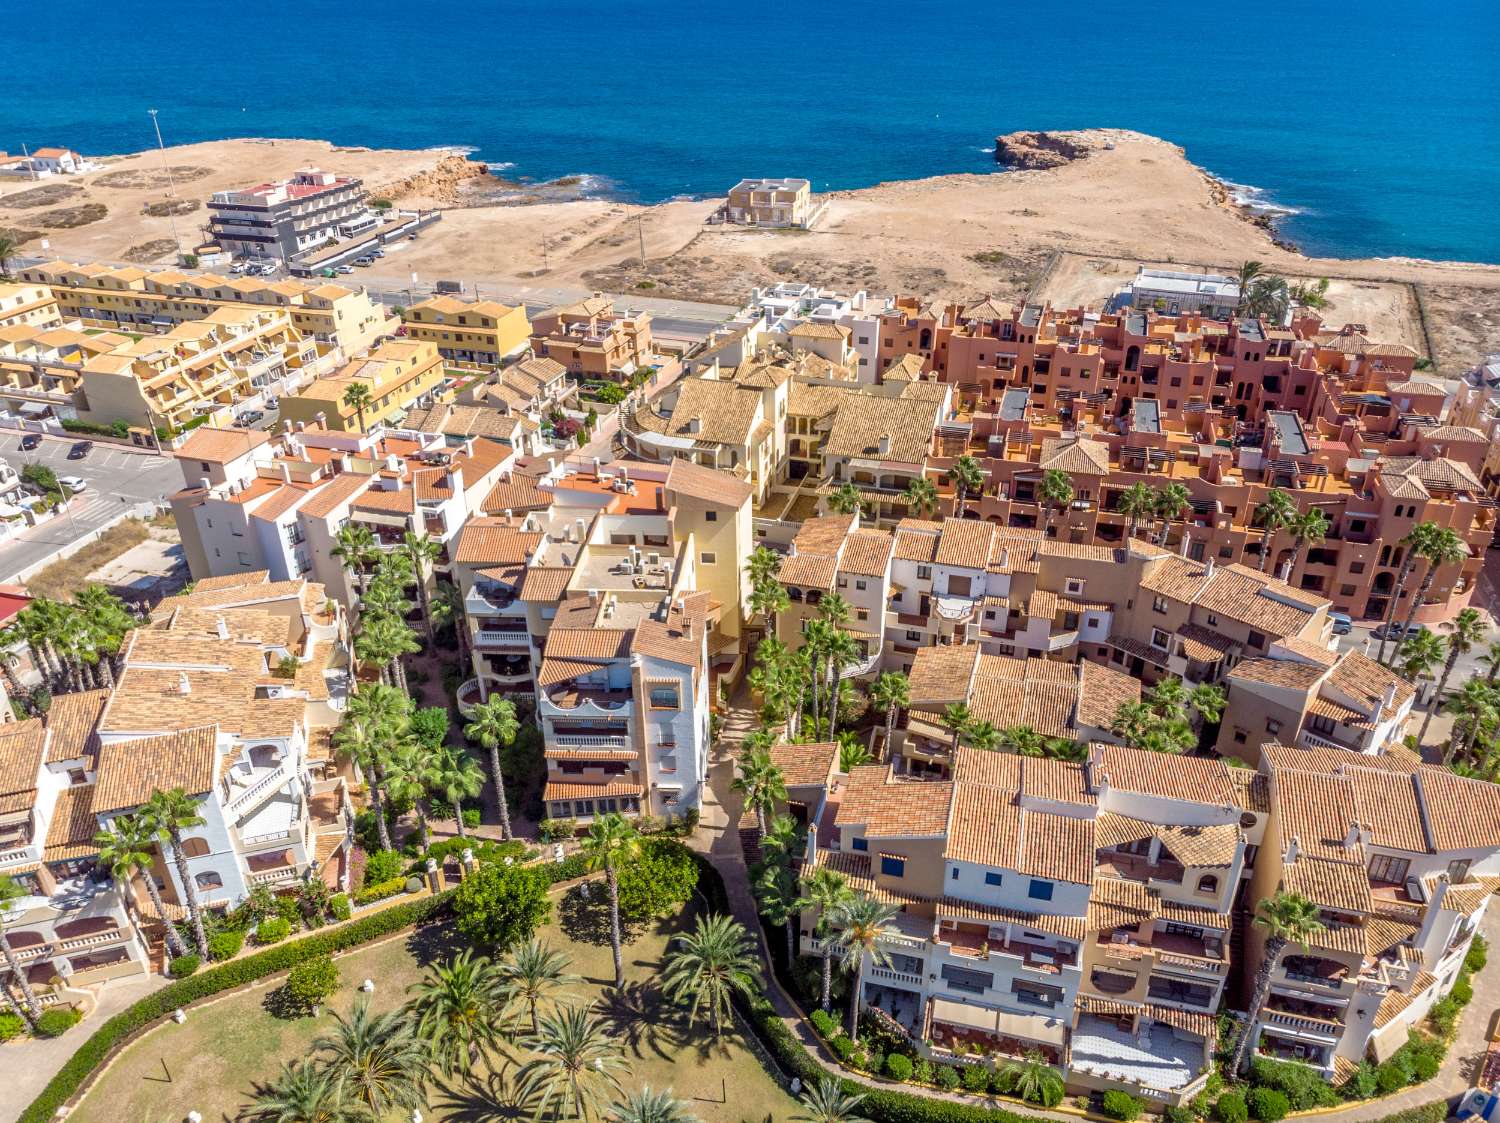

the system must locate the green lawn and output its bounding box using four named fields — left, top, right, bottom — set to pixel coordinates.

left=69, top=891, right=801, bottom=1122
